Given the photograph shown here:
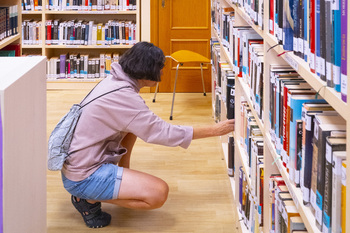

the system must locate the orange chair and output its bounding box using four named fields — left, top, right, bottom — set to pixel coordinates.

left=153, top=50, right=210, bottom=120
